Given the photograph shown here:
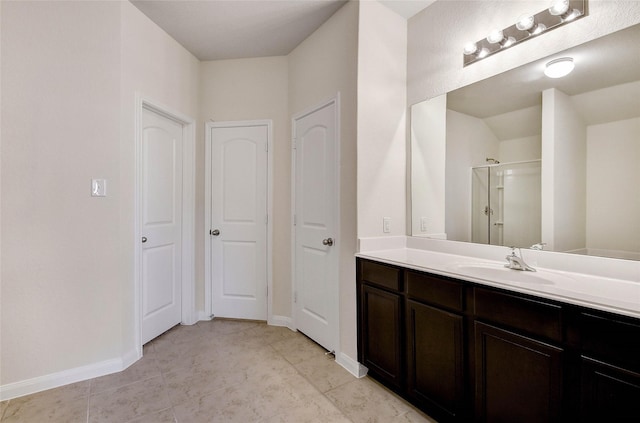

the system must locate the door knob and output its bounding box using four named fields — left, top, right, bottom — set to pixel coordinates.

left=141, top=237, right=147, bottom=243
left=211, top=229, right=220, bottom=236
left=322, top=238, right=334, bottom=246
